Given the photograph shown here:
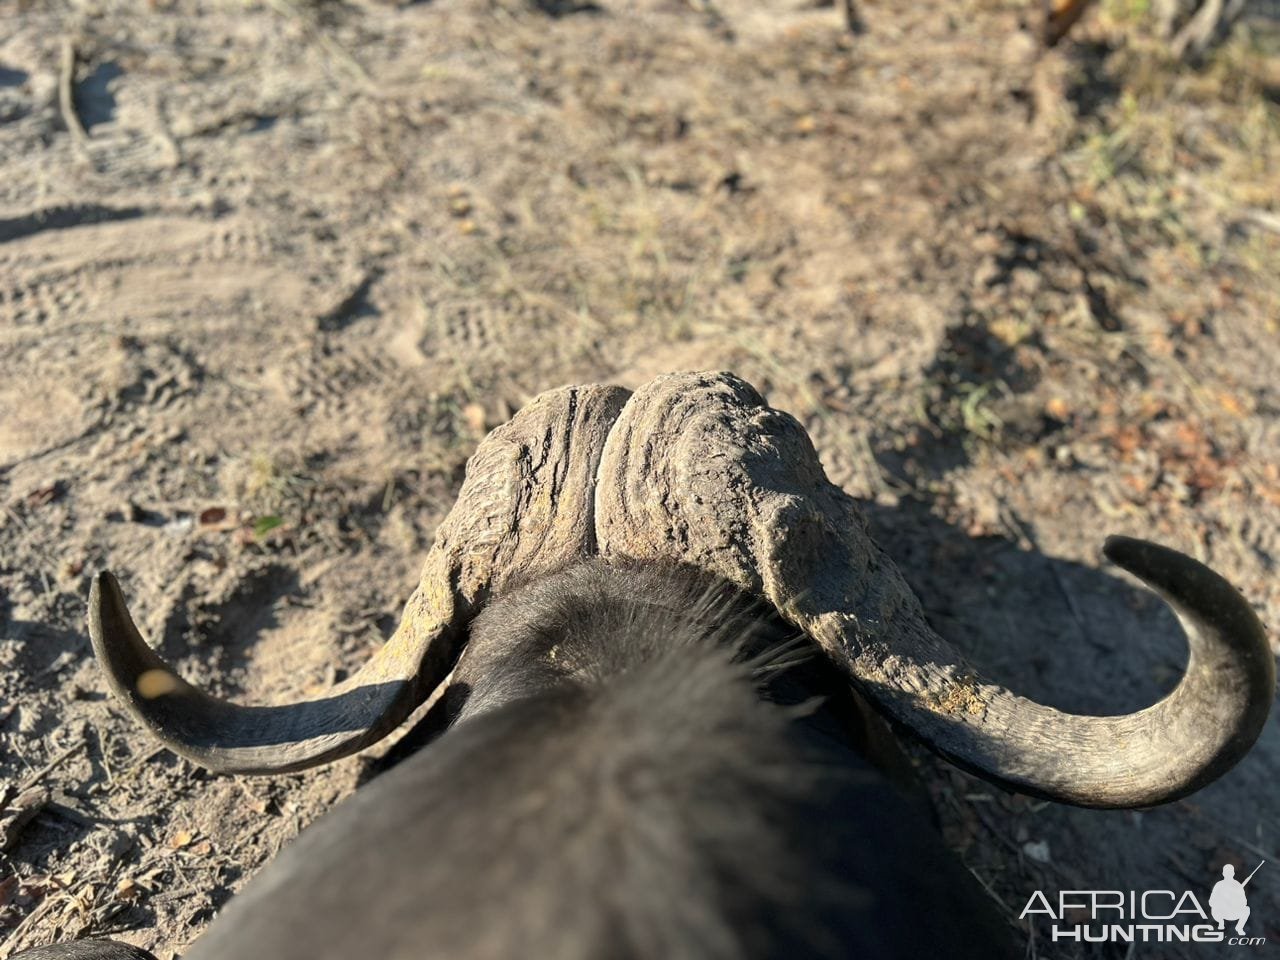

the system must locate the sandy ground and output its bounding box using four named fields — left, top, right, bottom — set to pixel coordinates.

left=1, top=0, right=1278, bottom=956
